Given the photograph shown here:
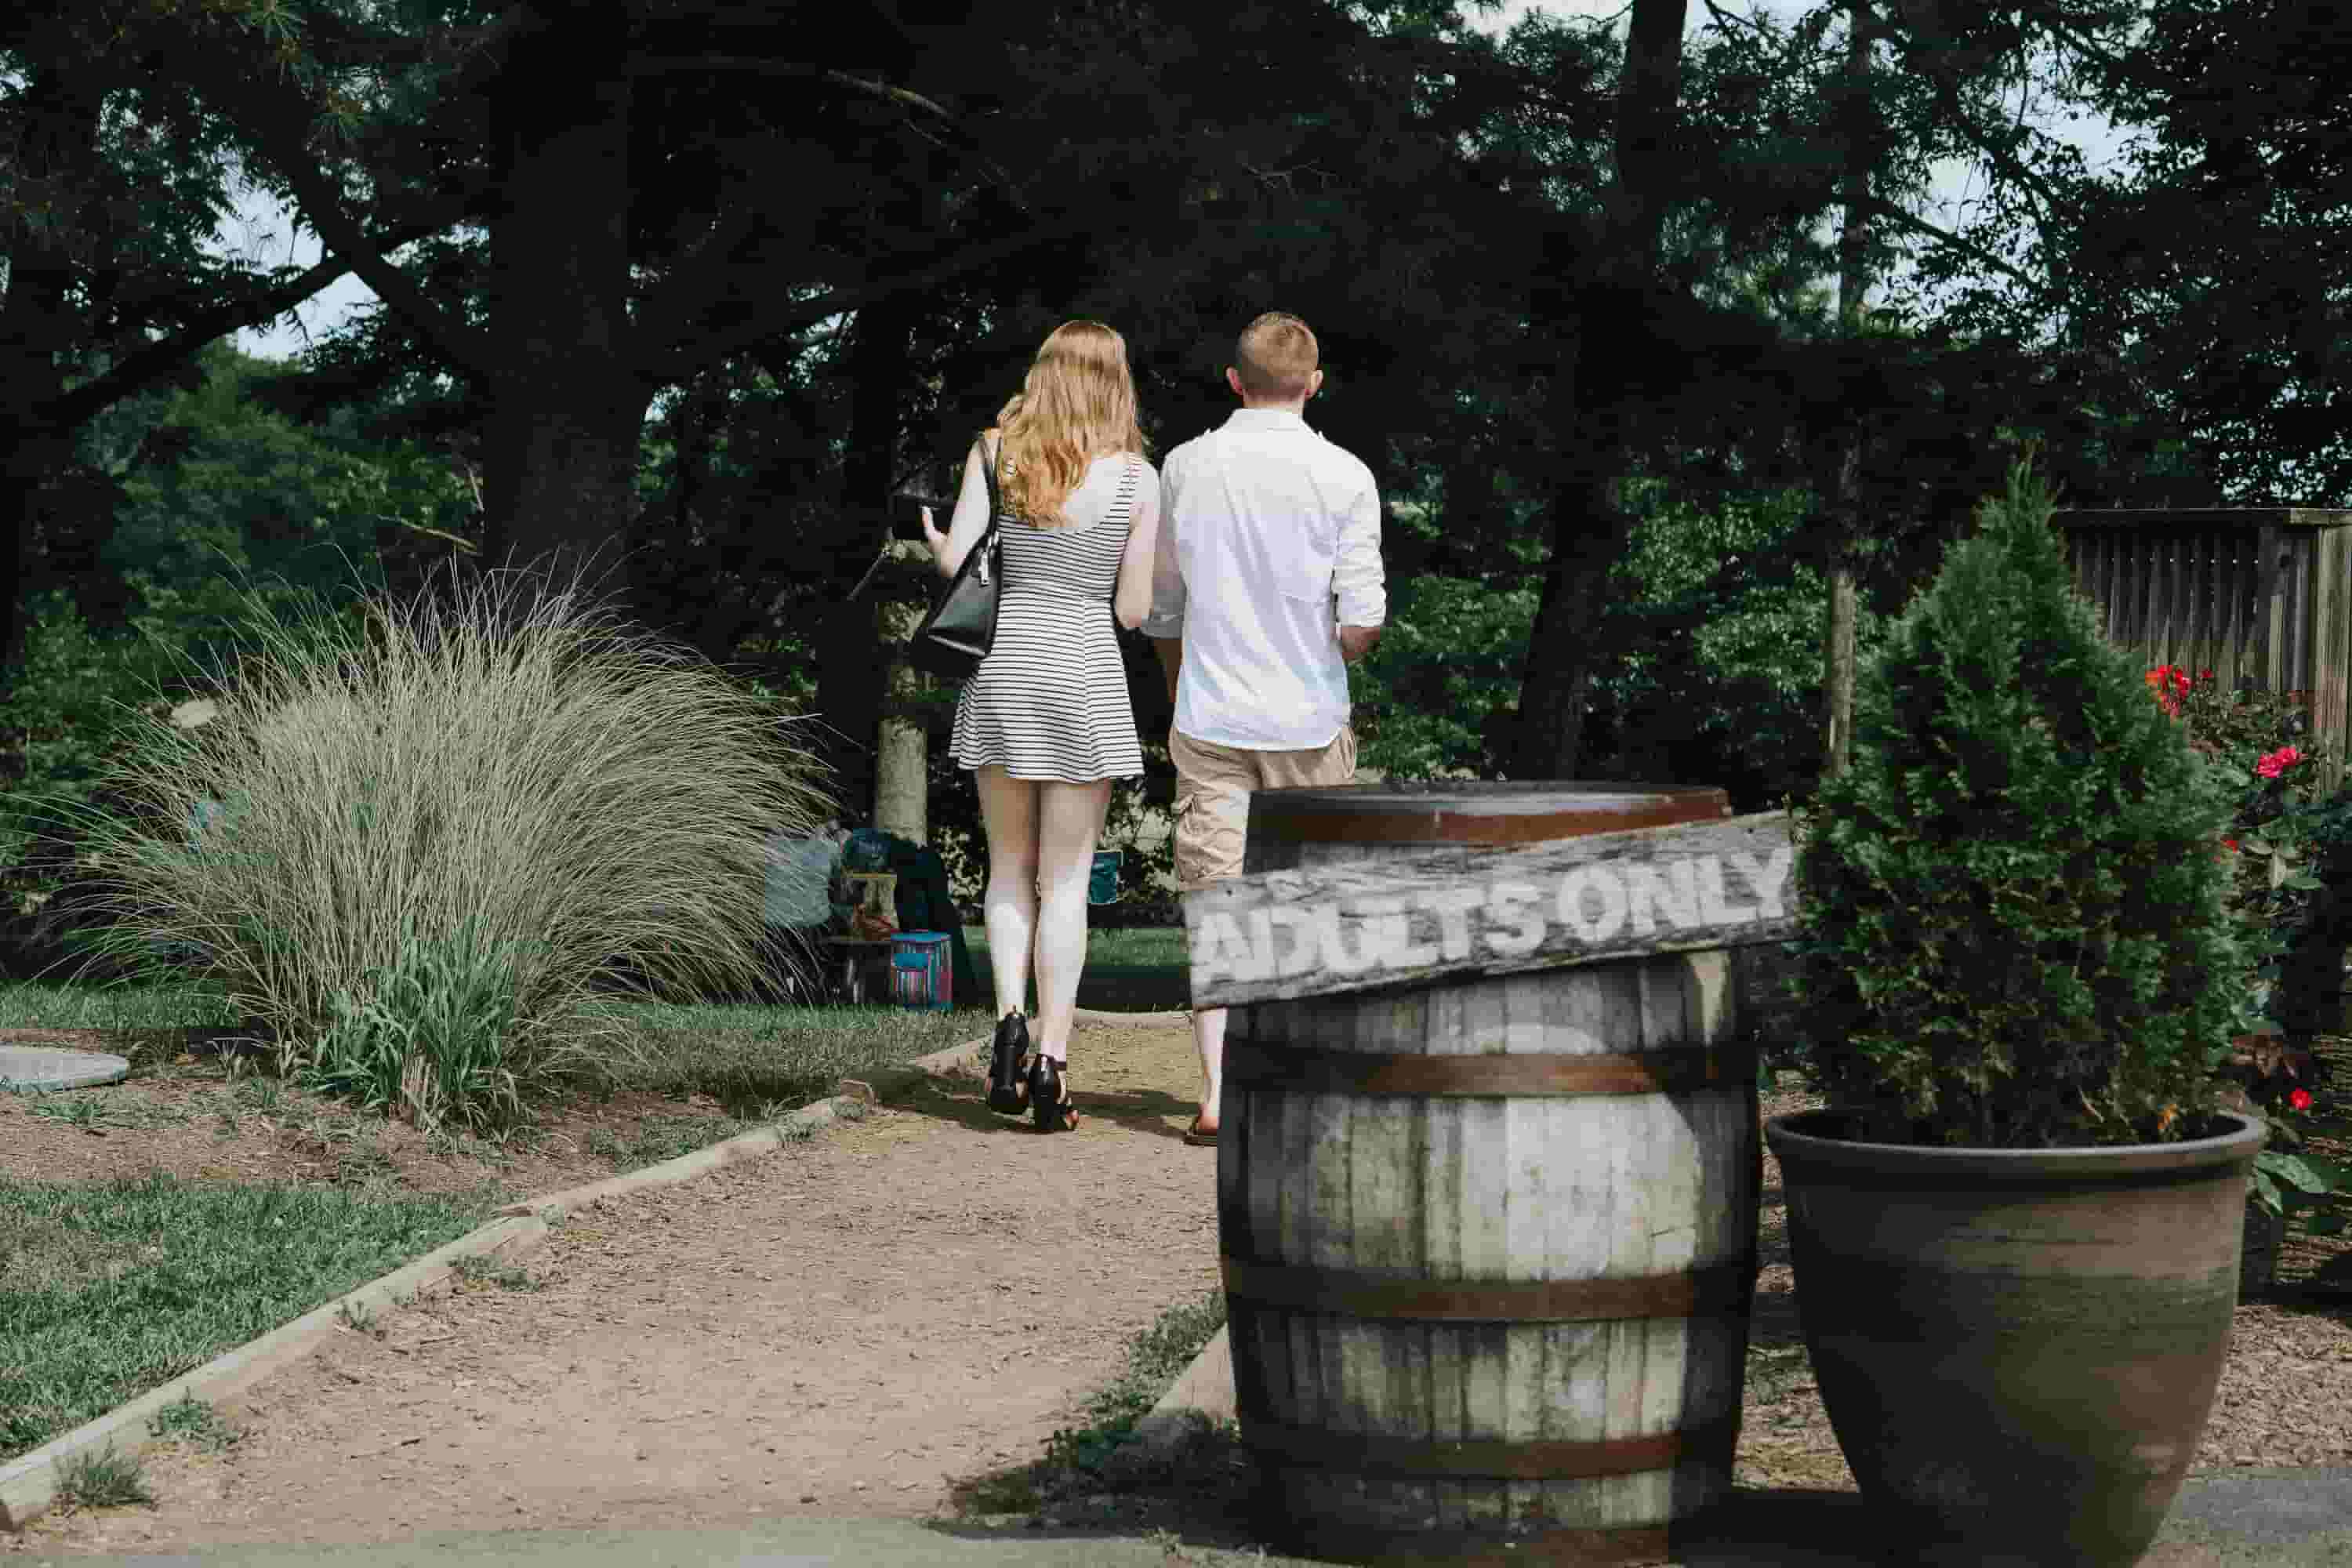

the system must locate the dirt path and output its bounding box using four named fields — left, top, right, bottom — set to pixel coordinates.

left=7, top=1019, right=1217, bottom=1558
